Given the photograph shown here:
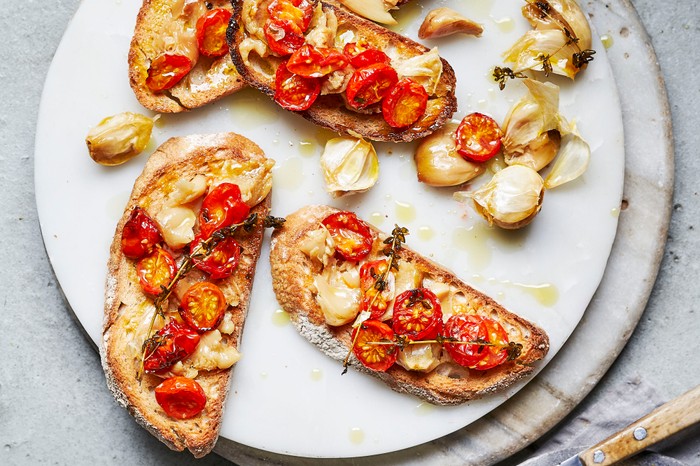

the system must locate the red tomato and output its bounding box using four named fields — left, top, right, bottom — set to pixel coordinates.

left=352, top=319, right=397, bottom=372
left=146, top=53, right=193, bottom=91
left=321, top=211, right=374, bottom=262
left=268, top=0, right=314, bottom=32
left=264, top=0, right=313, bottom=56
left=121, top=207, right=163, bottom=259
left=345, top=63, right=398, bottom=109
left=198, top=183, right=250, bottom=239
left=274, top=62, right=321, bottom=111
left=286, top=44, right=349, bottom=77
left=264, top=20, right=305, bottom=56
left=196, top=8, right=233, bottom=57
left=143, top=320, right=200, bottom=373
left=137, top=248, right=177, bottom=295
left=191, top=235, right=241, bottom=280
left=455, top=112, right=503, bottom=162
left=474, top=318, right=510, bottom=370
left=359, top=260, right=395, bottom=319
left=155, top=376, right=206, bottom=420
left=442, top=314, right=487, bottom=368
left=344, top=43, right=390, bottom=68
left=179, top=282, right=227, bottom=332
left=392, top=288, right=443, bottom=340
left=382, top=78, right=429, bottom=128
